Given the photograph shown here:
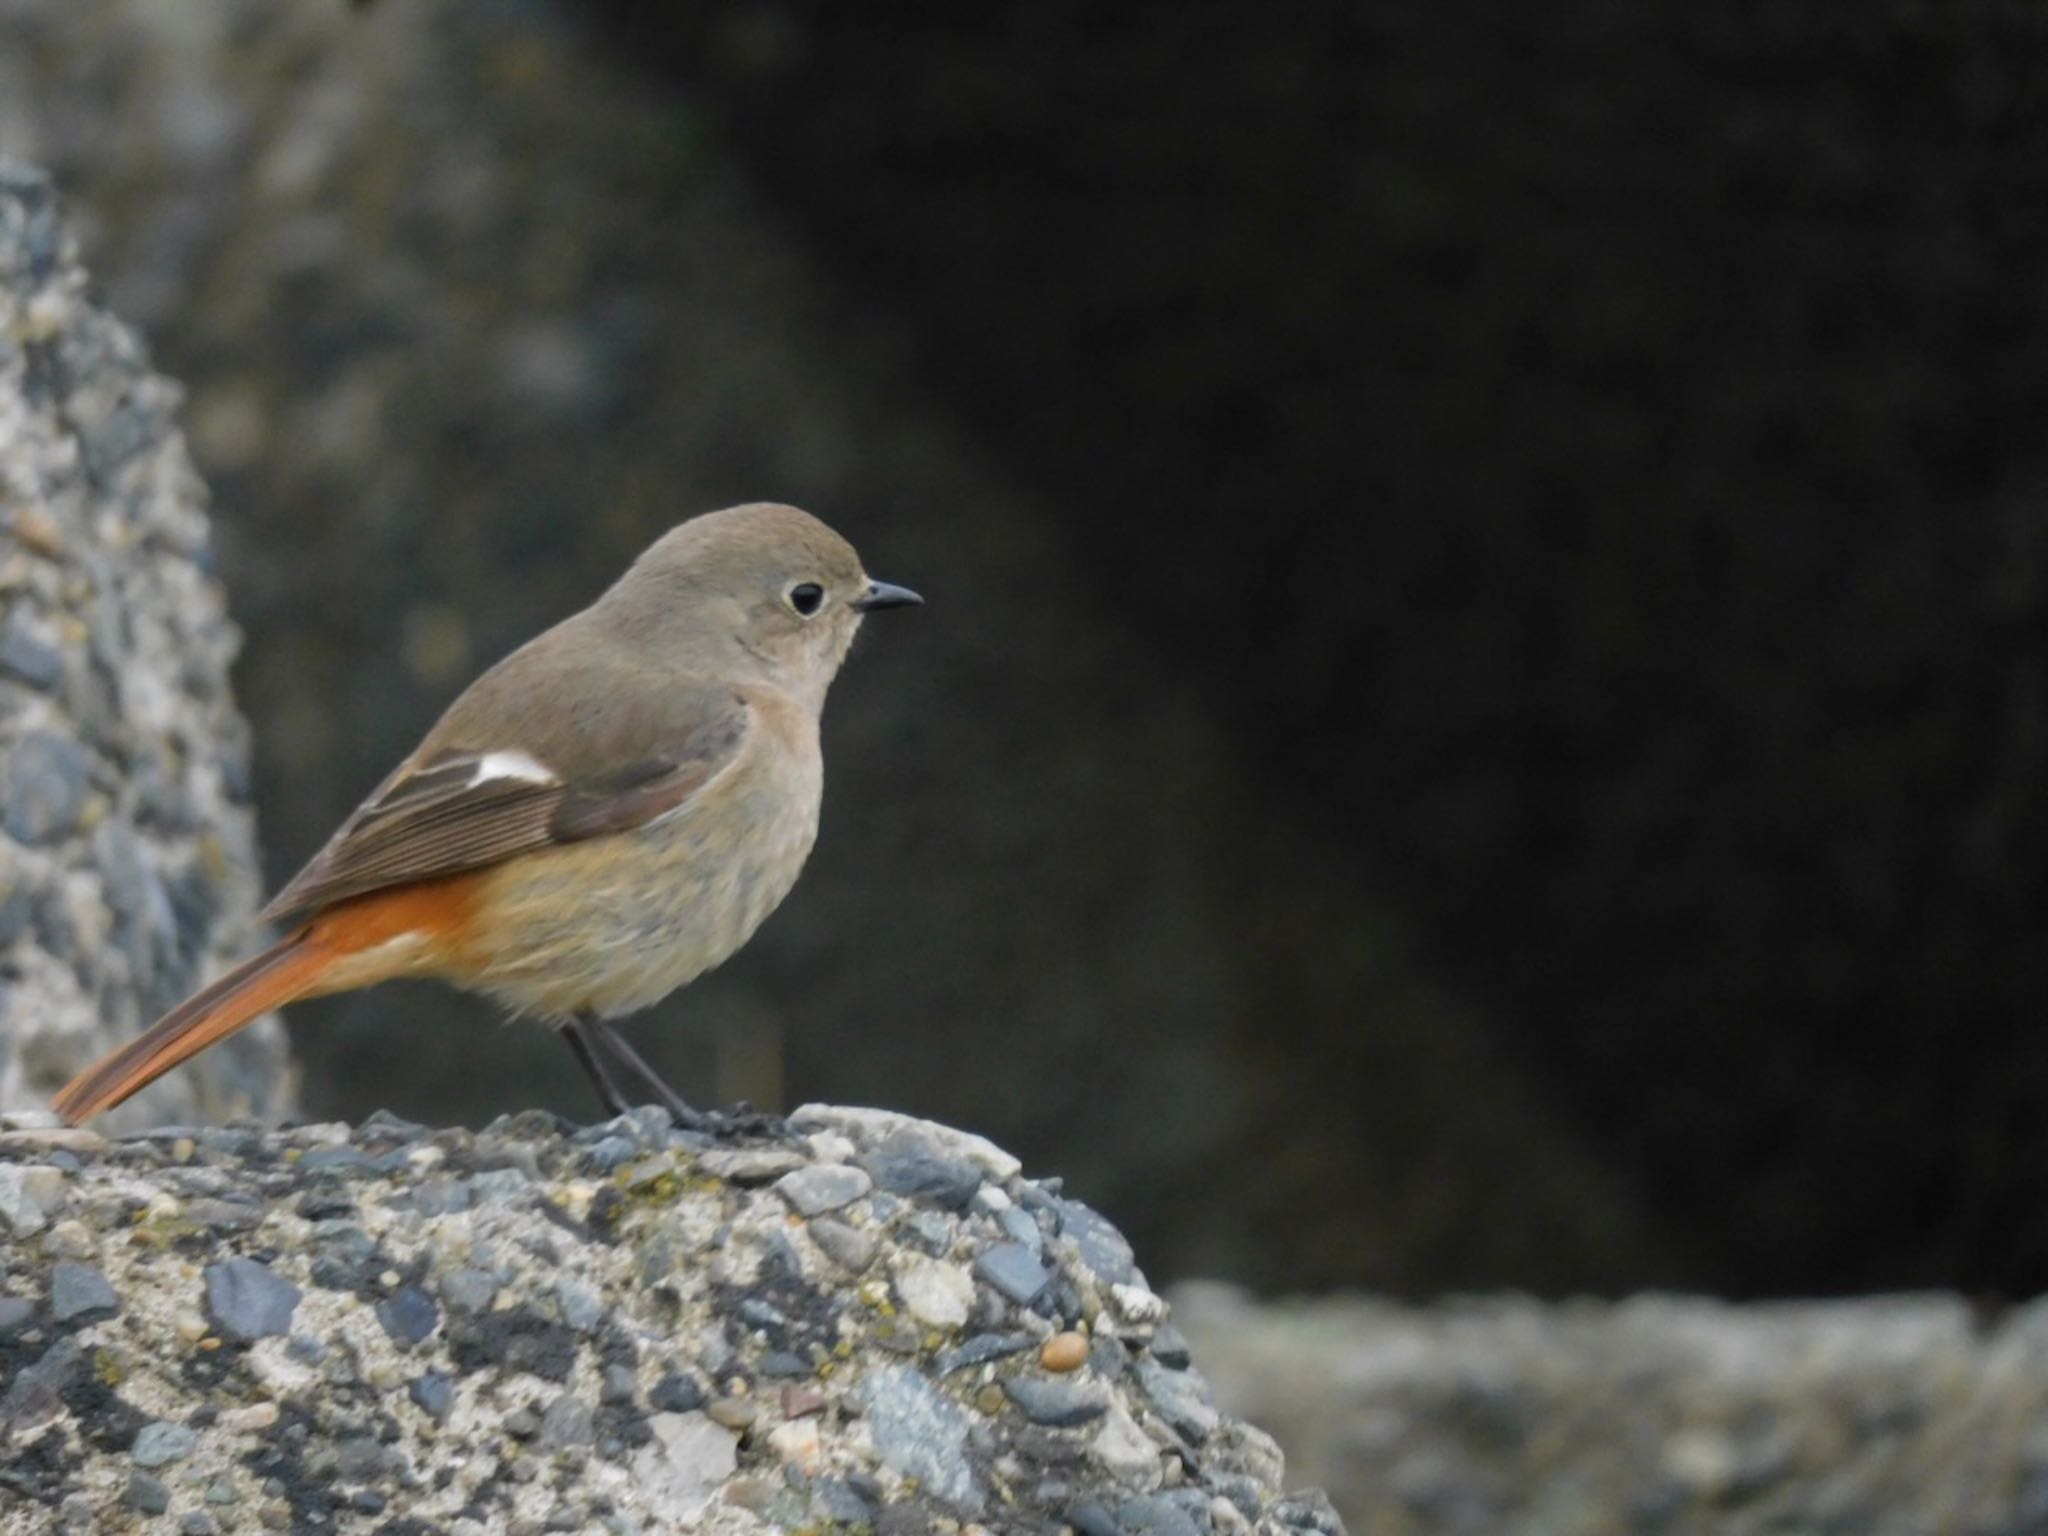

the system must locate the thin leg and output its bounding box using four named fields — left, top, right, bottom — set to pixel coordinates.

left=562, top=1017, right=634, bottom=1119
left=588, top=1019, right=715, bottom=1133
